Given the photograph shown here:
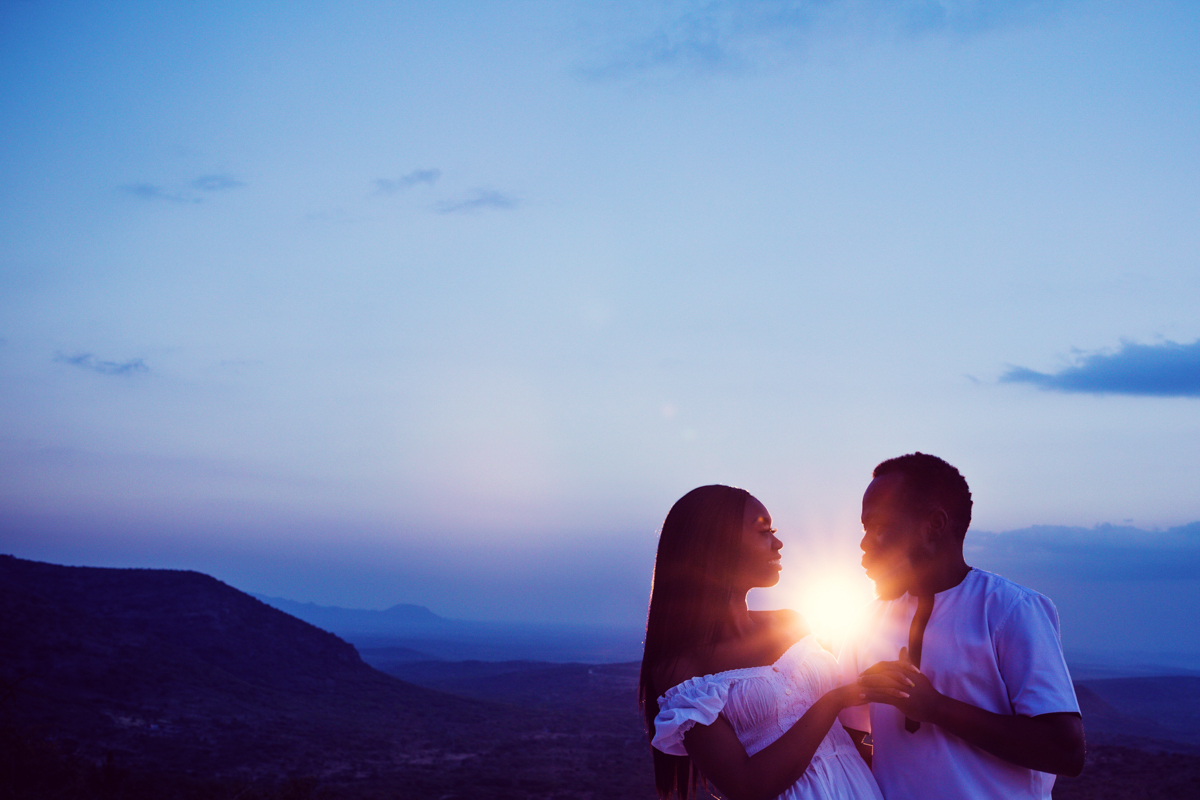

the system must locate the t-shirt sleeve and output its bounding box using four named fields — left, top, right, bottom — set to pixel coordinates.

left=995, top=592, right=1080, bottom=718
left=837, top=633, right=871, bottom=732
left=651, top=677, right=732, bottom=756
